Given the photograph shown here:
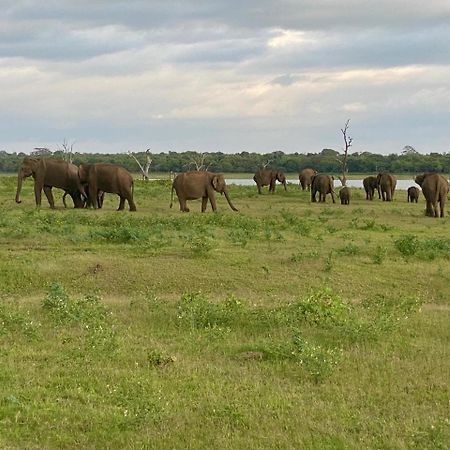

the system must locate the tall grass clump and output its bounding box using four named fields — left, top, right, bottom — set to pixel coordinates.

left=183, top=232, right=215, bottom=257
left=177, top=292, right=244, bottom=331
left=394, top=234, right=419, bottom=257
left=0, top=303, right=40, bottom=340
left=42, top=282, right=117, bottom=354
left=290, top=288, right=350, bottom=325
